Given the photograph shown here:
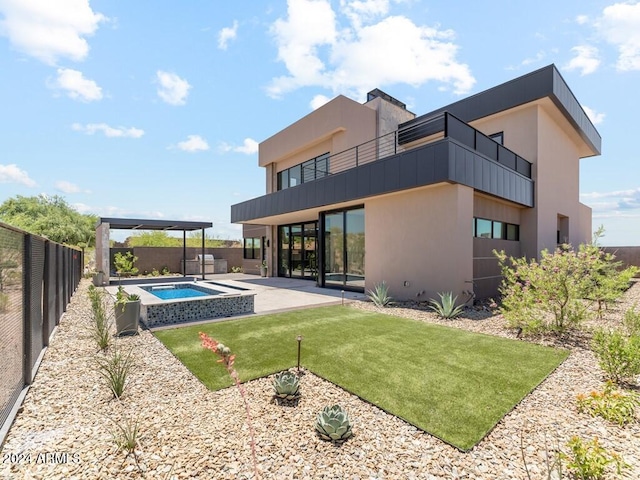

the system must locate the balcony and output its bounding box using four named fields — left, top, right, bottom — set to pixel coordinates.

left=231, top=112, right=534, bottom=224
